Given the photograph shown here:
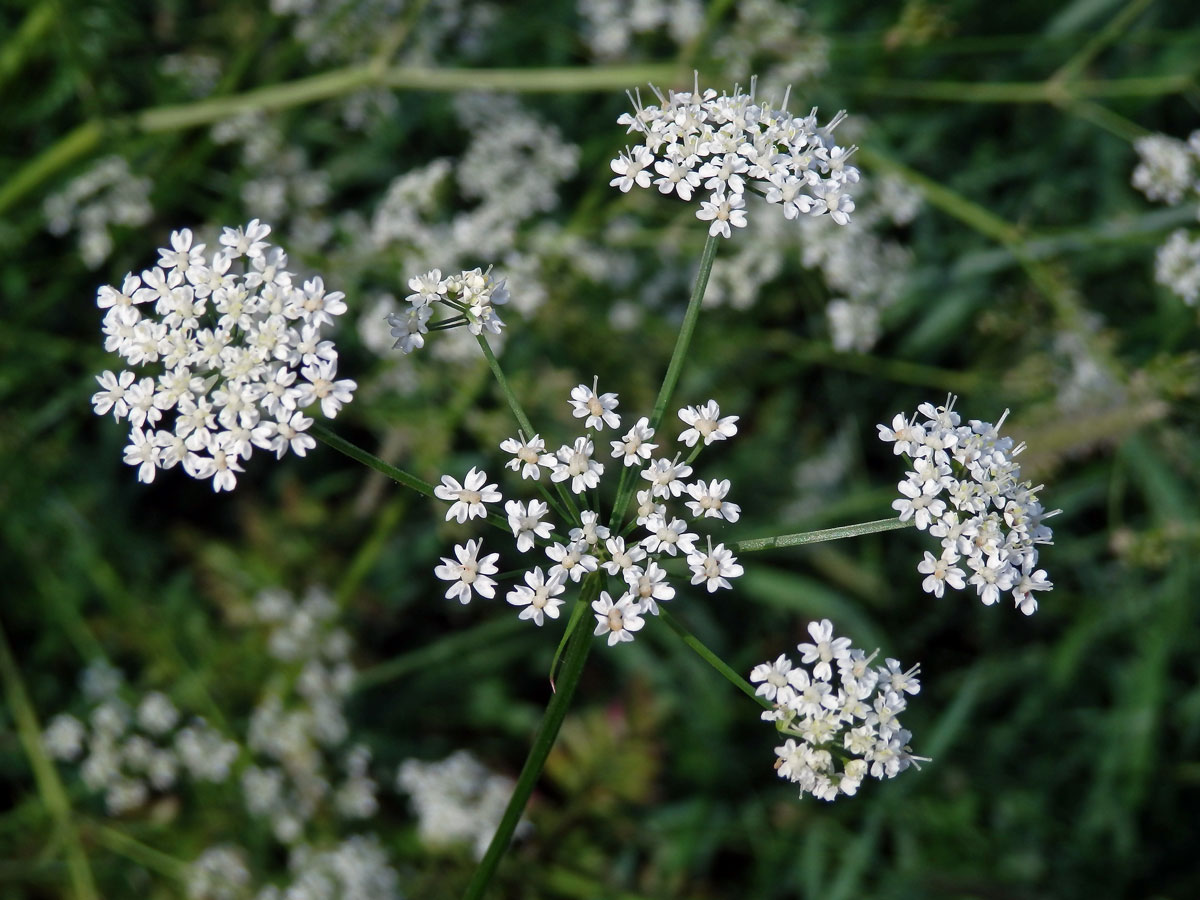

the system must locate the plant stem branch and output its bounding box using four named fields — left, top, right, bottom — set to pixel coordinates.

left=733, top=517, right=913, bottom=554
left=659, top=608, right=769, bottom=709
